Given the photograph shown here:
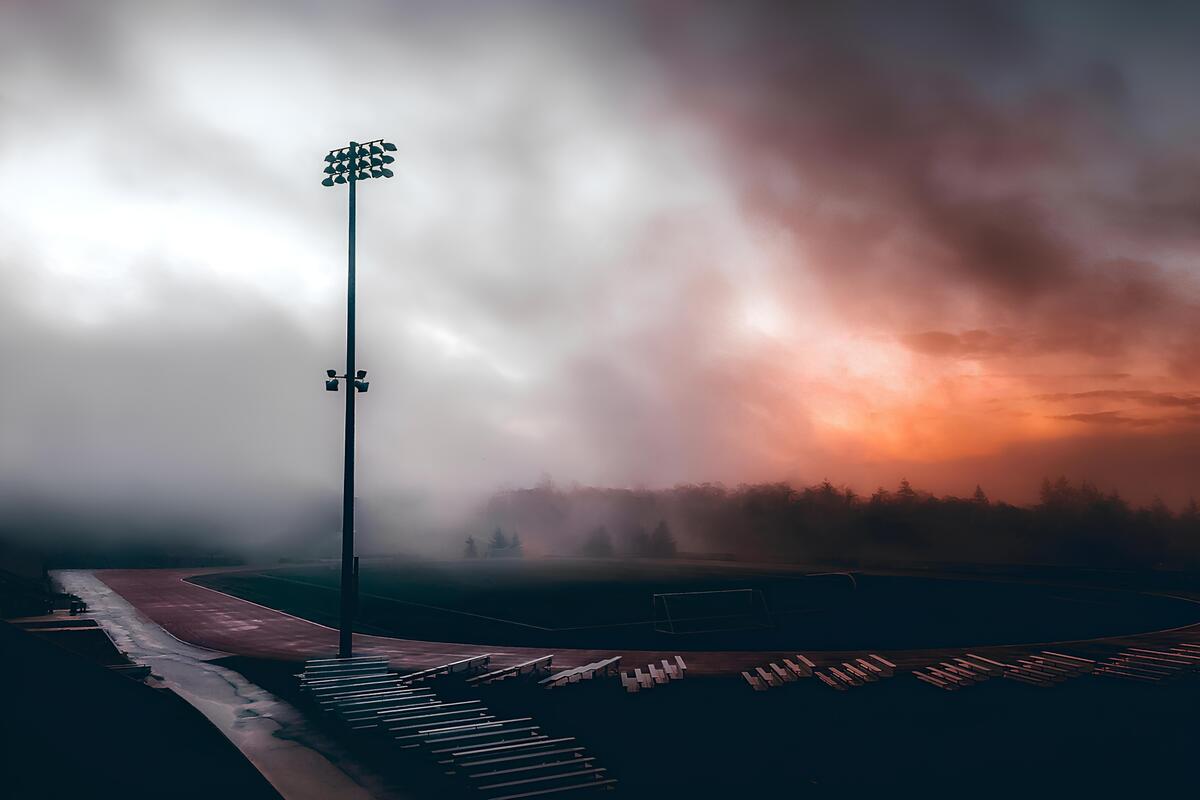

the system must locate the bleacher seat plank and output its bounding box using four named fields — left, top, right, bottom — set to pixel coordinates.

left=334, top=691, right=436, bottom=711
left=867, top=654, right=895, bottom=676
left=940, top=663, right=980, bottom=682
left=430, top=732, right=548, bottom=755
left=379, top=700, right=480, bottom=719
left=1132, top=647, right=1200, bottom=663
left=742, top=671, right=767, bottom=691
left=1018, top=659, right=1069, bottom=677
left=951, top=659, right=989, bottom=679
left=755, top=666, right=780, bottom=687
left=1120, top=652, right=1191, bottom=668
left=467, top=655, right=554, bottom=685
left=926, top=667, right=965, bottom=686
left=770, top=663, right=796, bottom=683
left=856, top=658, right=884, bottom=678
left=914, top=671, right=953, bottom=690
left=674, top=655, right=688, bottom=678
left=1040, top=651, right=1094, bottom=671
left=461, top=746, right=588, bottom=771
left=815, top=671, right=846, bottom=691
left=830, top=667, right=861, bottom=687
left=321, top=688, right=421, bottom=706
left=445, top=737, right=577, bottom=765
left=963, top=654, right=1007, bottom=673
left=1095, top=666, right=1159, bottom=683
left=844, top=663, right=875, bottom=682
left=407, top=717, right=534, bottom=739
left=1030, top=655, right=1084, bottom=675
left=306, top=655, right=388, bottom=666
left=397, top=653, right=491, bottom=684
left=478, top=766, right=608, bottom=791
left=1109, top=659, right=1175, bottom=677
left=470, top=756, right=595, bottom=780
left=782, top=658, right=809, bottom=679
left=388, top=713, right=495, bottom=733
